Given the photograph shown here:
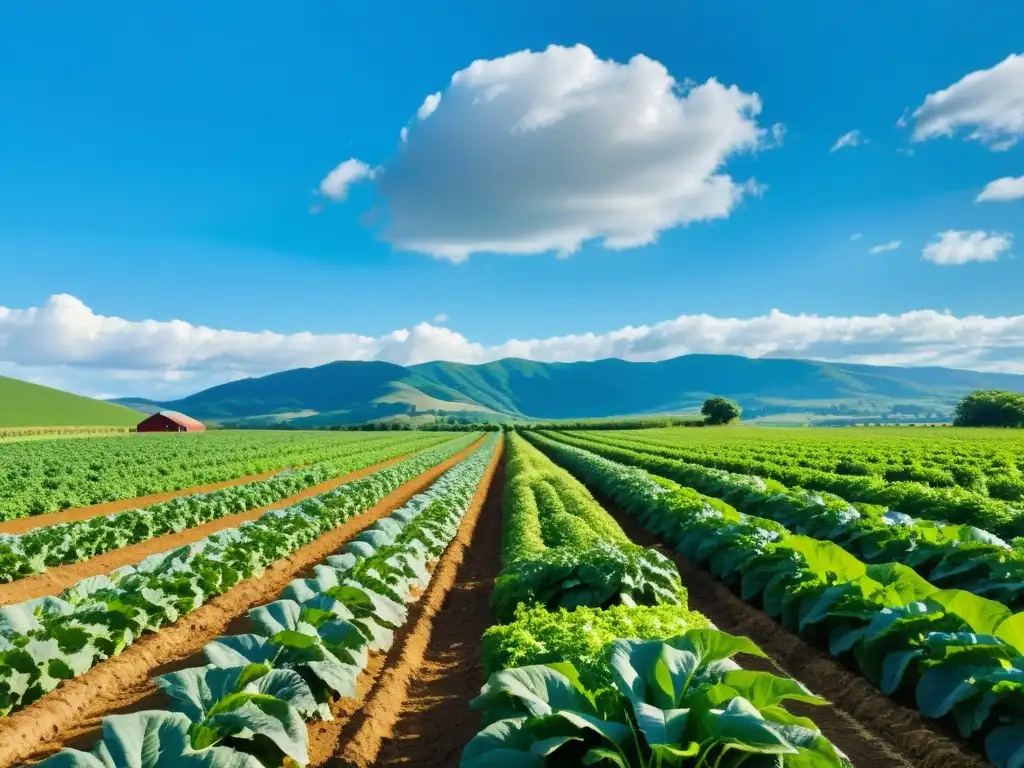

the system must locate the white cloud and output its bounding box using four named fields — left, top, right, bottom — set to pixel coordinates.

left=416, top=92, right=441, bottom=120
left=319, top=44, right=774, bottom=261
left=868, top=240, right=901, bottom=254
left=910, top=53, right=1024, bottom=150
left=922, top=230, right=1013, bottom=265
left=830, top=130, right=863, bottom=152
left=432, top=313, right=449, bottom=324
left=850, top=233, right=863, bottom=241
left=4, top=295, right=1024, bottom=400
left=318, top=159, right=378, bottom=201
left=976, top=175, right=1024, bottom=203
